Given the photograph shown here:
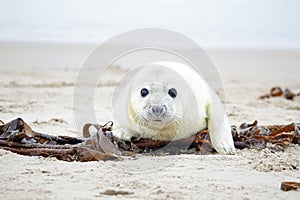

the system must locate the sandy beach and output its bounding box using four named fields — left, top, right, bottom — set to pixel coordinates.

left=0, top=42, right=299, bottom=199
